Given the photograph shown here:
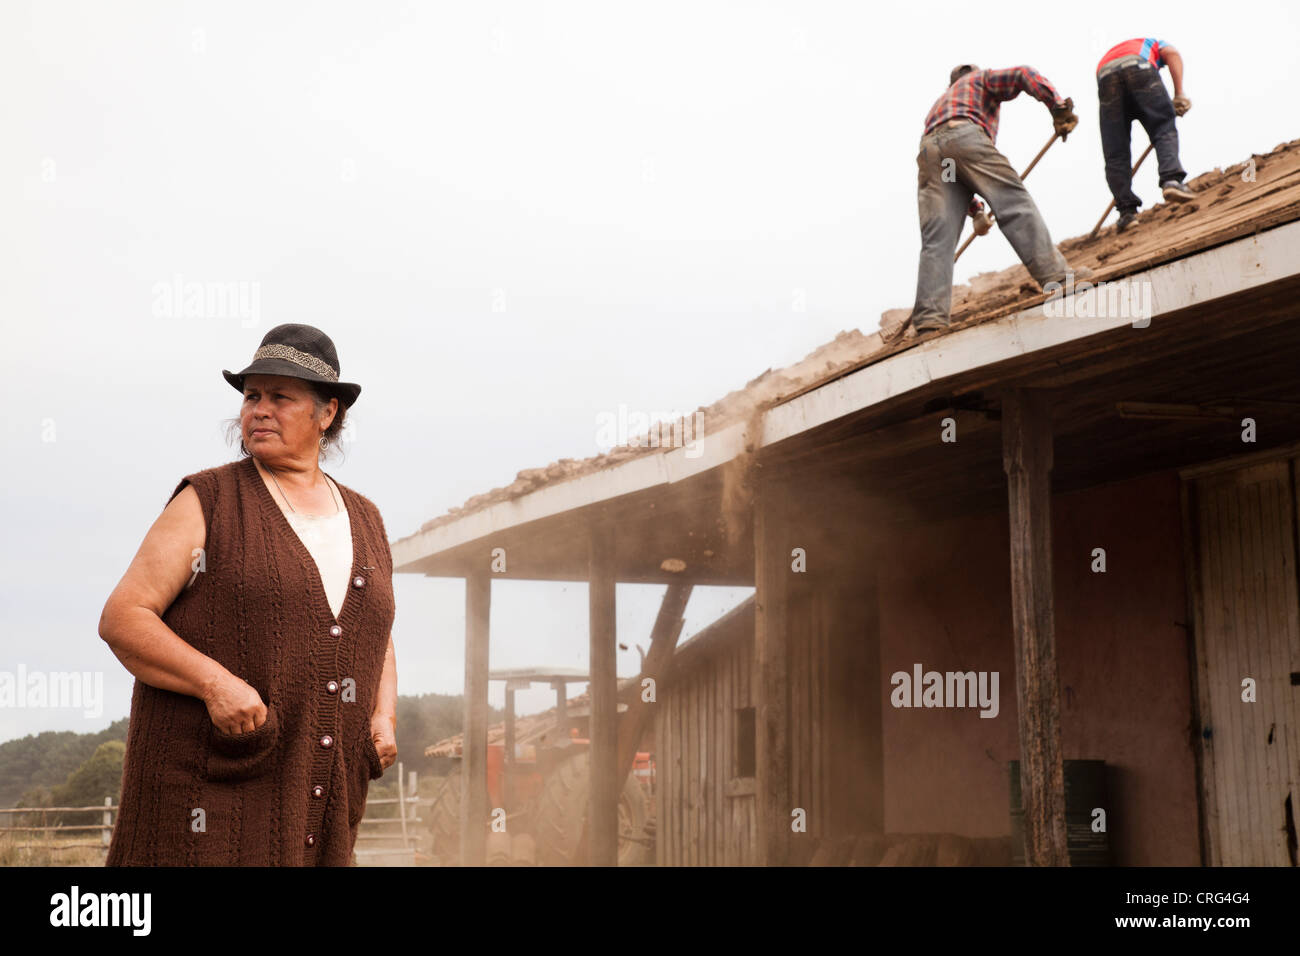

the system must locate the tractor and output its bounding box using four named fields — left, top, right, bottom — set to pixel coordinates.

left=425, top=669, right=656, bottom=865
